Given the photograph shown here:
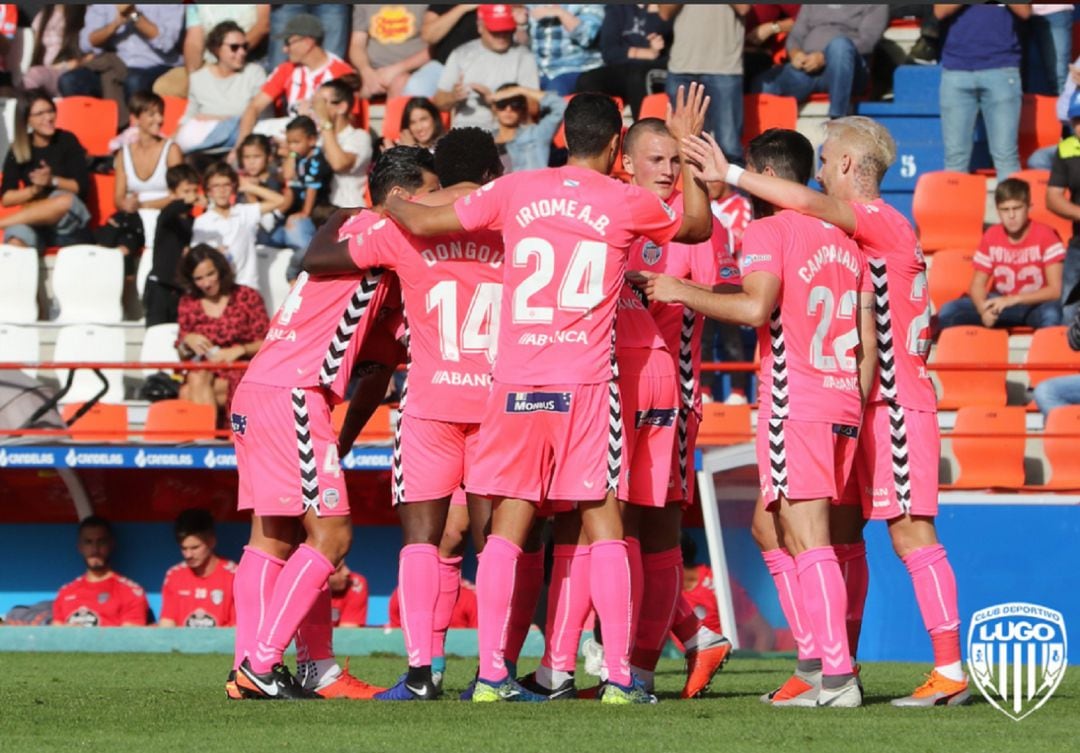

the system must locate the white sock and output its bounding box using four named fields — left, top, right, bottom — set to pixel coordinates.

left=536, top=663, right=574, bottom=690
left=684, top=624, right=723, bottom=653
left=304, top=659, right=342, bottom=690
left=936, top=661, right=964, bottom=682
left=630, top=665, right=655, bottom=691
